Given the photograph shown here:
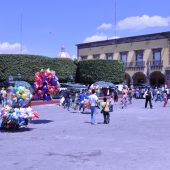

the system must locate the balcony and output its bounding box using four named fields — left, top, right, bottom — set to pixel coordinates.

left=150, top=60, right=163, bottom=68
left=124, top=61, right=145, bottom=69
